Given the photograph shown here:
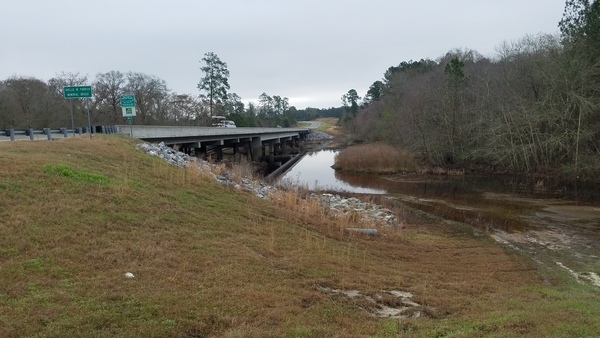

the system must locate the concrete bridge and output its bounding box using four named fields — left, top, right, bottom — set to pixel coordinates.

left=114, top=125, right=310, bottom=162
left=1, top=124, right=311, bottom=164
